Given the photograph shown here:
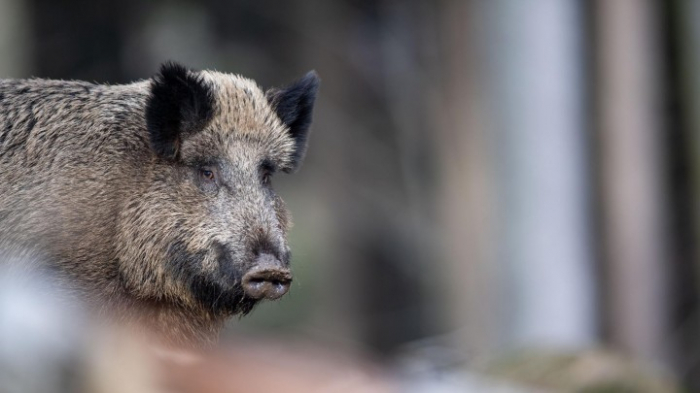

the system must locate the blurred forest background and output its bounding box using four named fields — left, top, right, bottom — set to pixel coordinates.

left=1, top=0, right=699, bottom=391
